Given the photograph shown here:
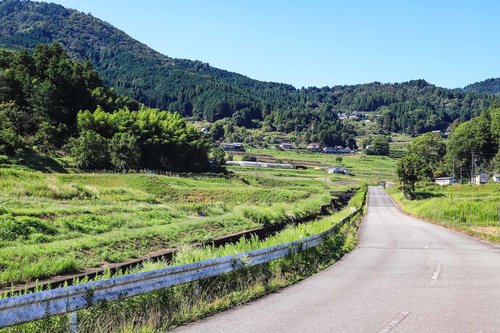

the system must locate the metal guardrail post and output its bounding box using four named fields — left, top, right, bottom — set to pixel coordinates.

left=69, top=312, right=78, bottom=332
